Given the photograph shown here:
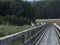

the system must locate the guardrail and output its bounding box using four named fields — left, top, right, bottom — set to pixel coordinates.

left=0, top=24, right=47, bottom=45
left=53, top=23, right=60, bottom=44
